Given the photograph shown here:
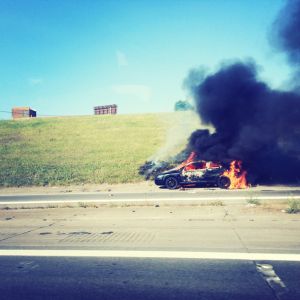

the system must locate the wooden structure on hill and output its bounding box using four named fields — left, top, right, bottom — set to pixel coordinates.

left=94, top=104, right=117, bottom=115
left=12, top=107, right=37, bottom=119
